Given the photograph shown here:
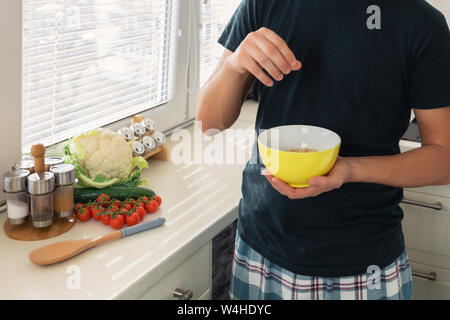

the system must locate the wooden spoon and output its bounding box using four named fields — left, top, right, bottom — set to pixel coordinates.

left=29, top=217, right=166, bottom=266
